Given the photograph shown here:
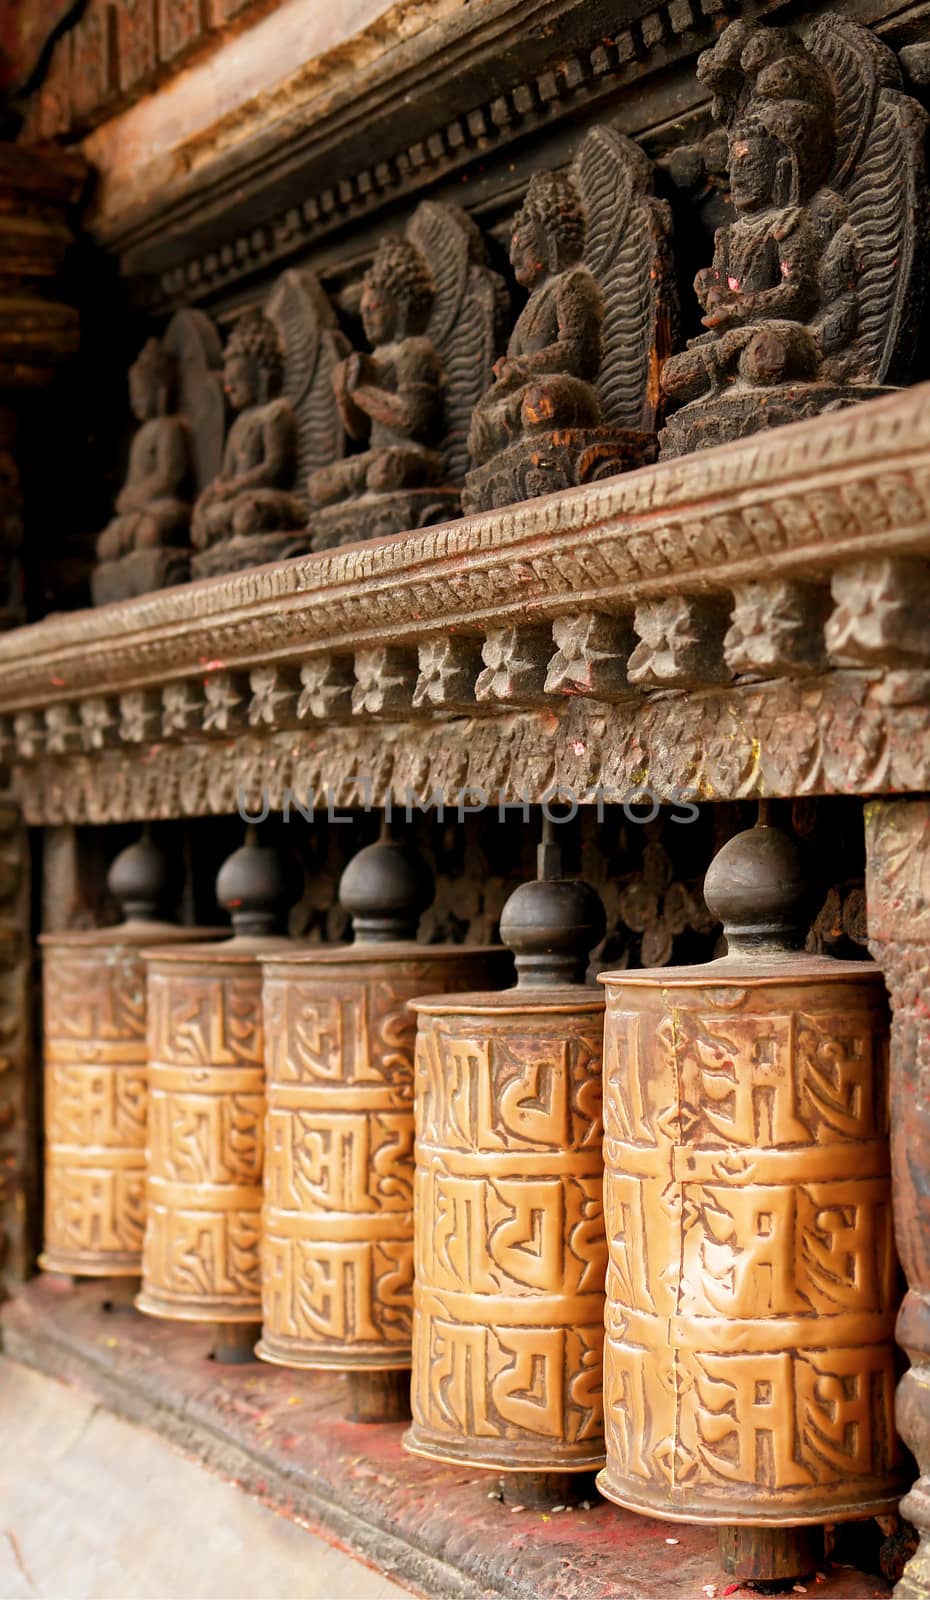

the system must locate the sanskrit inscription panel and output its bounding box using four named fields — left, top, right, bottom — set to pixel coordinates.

left=41, top=943, right=148, bottom=1275
left=138, top=957, right=265, bottom=1322
left=406, top=999, right=607, bottom=1470
left=599, top=970, right=904, bottom=1523
left=259, top=949, right=504, bottom=1371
